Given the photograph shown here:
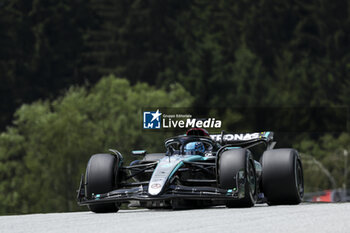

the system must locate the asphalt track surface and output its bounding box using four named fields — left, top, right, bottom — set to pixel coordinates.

left=0, top=203, right=349, bottom=233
